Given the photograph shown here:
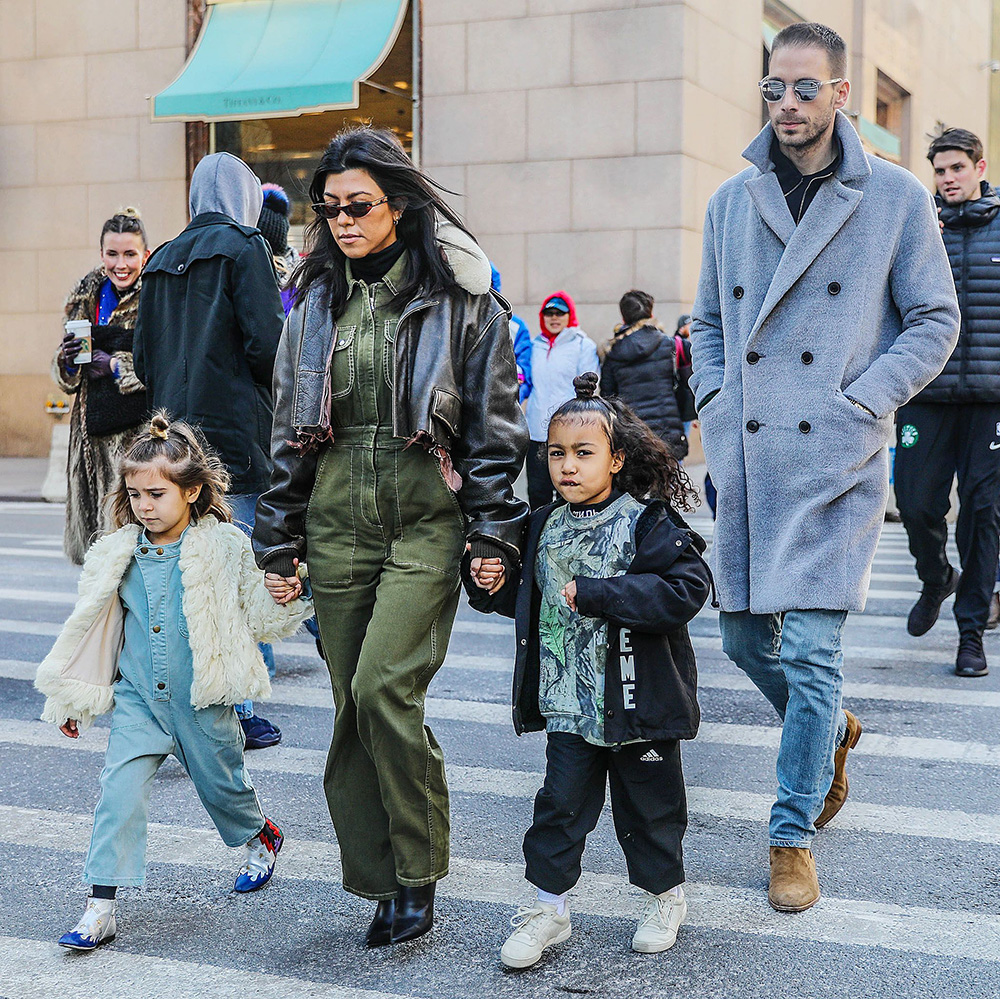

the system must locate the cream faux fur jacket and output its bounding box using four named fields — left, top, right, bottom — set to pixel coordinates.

left=35, top=516, right=313, bottom=729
